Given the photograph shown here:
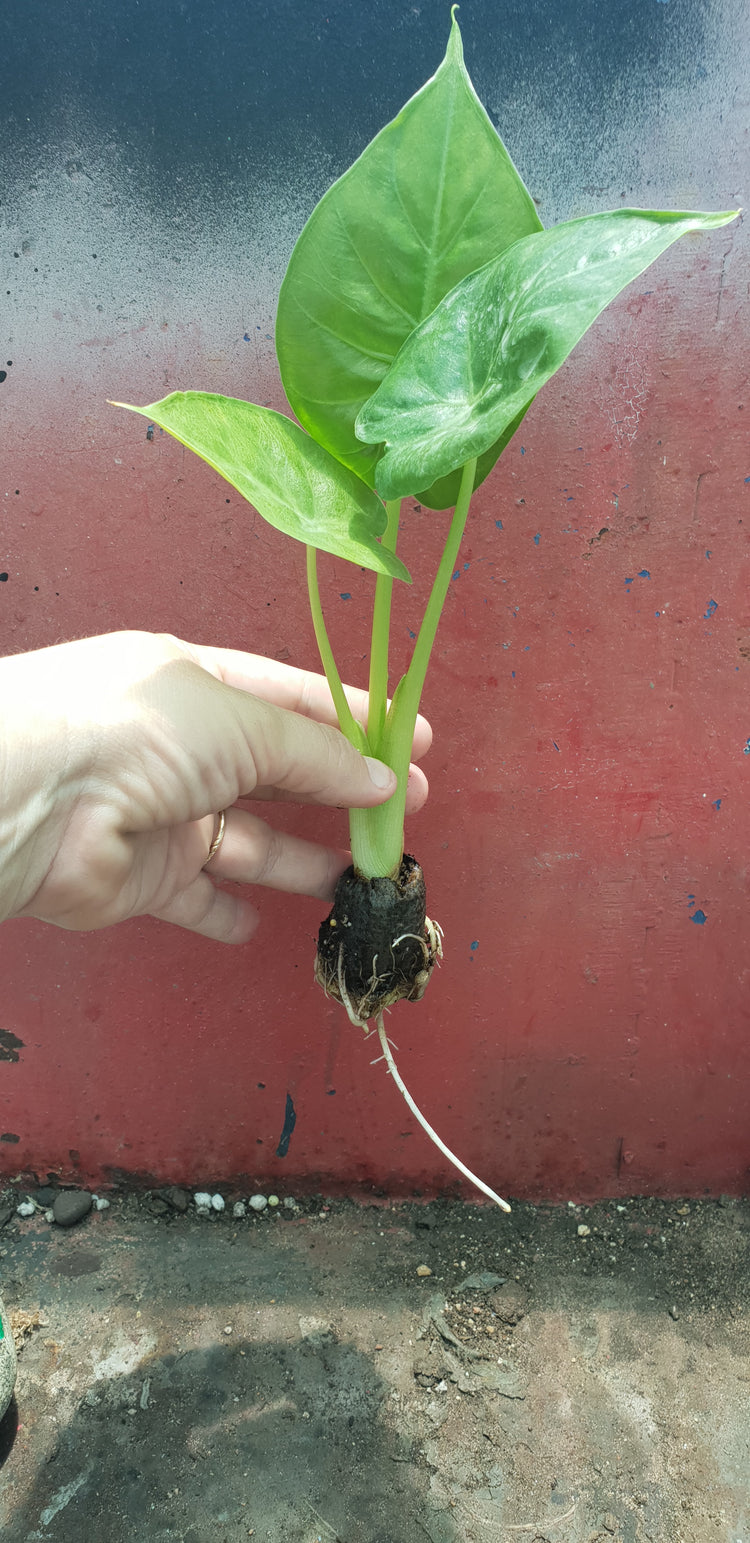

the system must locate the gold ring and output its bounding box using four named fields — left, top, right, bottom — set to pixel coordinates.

left=204, top=809, right=226, bottom=867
